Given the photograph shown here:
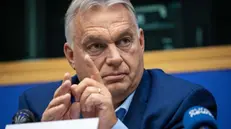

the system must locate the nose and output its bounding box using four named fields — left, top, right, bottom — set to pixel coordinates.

left=106, top=45, right=123, bottom=67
